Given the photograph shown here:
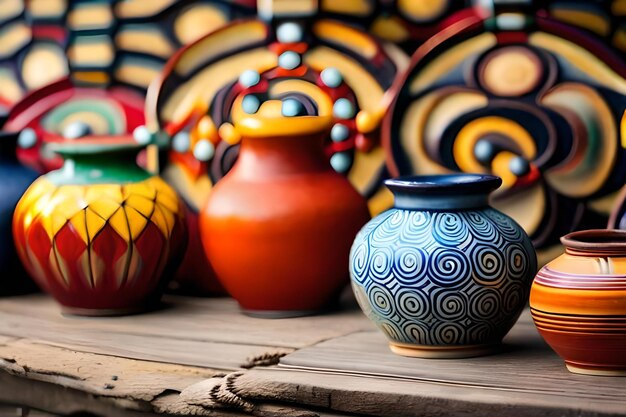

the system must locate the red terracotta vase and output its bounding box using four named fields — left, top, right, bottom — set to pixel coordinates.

left=199, top=97, right=370, bottom=317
